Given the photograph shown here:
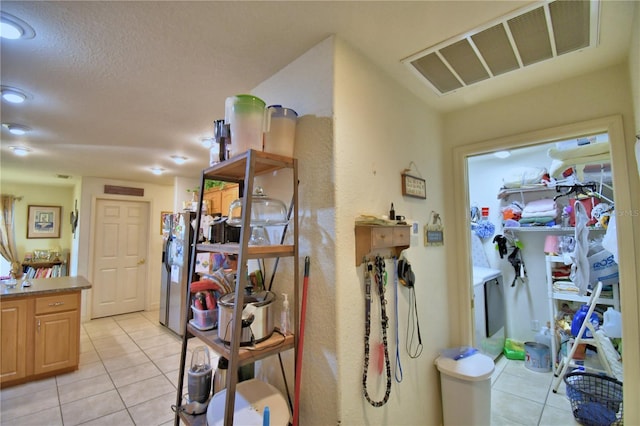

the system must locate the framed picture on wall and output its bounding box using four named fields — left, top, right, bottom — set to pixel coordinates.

left=27, top=205, right=61, bottom=239
left=161, top=211, right=172, bottom=235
